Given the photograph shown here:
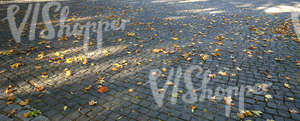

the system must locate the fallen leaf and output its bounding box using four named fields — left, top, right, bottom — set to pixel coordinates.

left=218, top=71, right=227, bottom=76
left=65, top=58, right=73, bottom=63
left=236, top=67, right=242, bottom=71
left=23, top=112, right=31, bottom=118
left=88, top=100, right=97, bottom=106
left=19, top=99, right=30, bottom=106
left=161, top=68, right=167, bottom=72
left=65, top=70, right=72, bottom=76
left=191, top=105, right=197, bottom=112
left=258, top=83, right=271, bottom=92
left=35, top=86, right=44, bottom=92
left=41, top=72, right=48, bottom=78
left=126, top=32, right=135, bottom=37
left=5, top=94, right=16, bottom=105
left=284, top=83, right=290, bottom=88
left=288, top=97, right=294, bottom=101
left=35, top=66, right=42, bottom=70
left=172, top=37, right=179, bottom=41
left=224, top=96, right=233, bottom=105
left=98, top=86, right=108, bottom=93
left=208, top=74, right=216, bottom=79
left=82, top=58, right=88, bottom=64
left=112, top=67, right=118, bottom=71
left=152, top=49, right=161, bottom=53
left=263, top=70, right=272, bottom=78
left=237, top=112, right=245, bottom=119
left=83, top=85, right=92, bottom=92
left=251, top=110, right=263, bottom=116
left=63, top=106, right=68, bottom=111
left=245, top=110, right=253, bottom=117
left=8, top=109, right=17, bottom=117
left=210, top=96, right=216, bottom=102
left=5, top=85, right=13, bottom=94
left=265, top=94, right=272, bottom=102
left=289, top=109, right=297, bottom=114
left=10, top=63, right=23, bottom=69
left=166, top=81, right=174, bottom=86
left=249, top=45, right=257, bottom=50
left=128, top=89, right=134, bottom=93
